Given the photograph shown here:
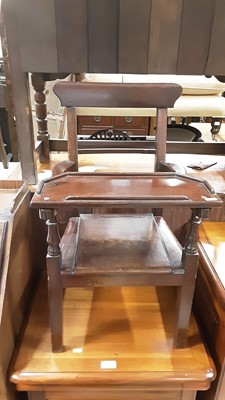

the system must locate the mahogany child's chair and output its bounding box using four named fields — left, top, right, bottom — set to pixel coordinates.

left=31, top=82, right=222, bottom=352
